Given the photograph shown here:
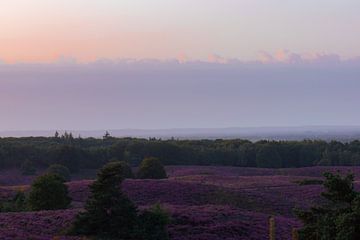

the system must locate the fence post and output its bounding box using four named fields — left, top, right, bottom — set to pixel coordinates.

left=269, top=216, right=276, bottom=240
